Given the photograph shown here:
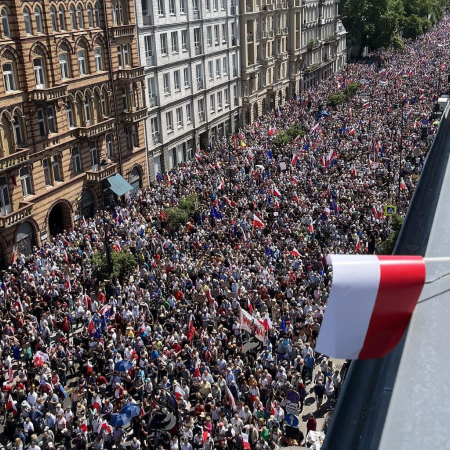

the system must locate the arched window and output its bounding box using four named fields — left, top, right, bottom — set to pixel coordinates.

left=106, top=134, right=113, bottom=158
left=100, top=90, right=108, bottom=116
left=111, top=5, right=117, bottom=25
left=3, top=62, right=16, bottom=92
left=12, top=114, right=24, bottom=147
left=0, top=176, right=11, bottom=215
left=124, top=44, right=130, bottom=66
left=84, top=97, right=91, bottom=126
left=59, top=6, right=66, bottom=30
left=50, top=6, right=58, bottom=31
left=77, top=49, right=88, bottom=75
left=118, top=3, right=124, bottom=24
left=87, top=4, right=93, bottom=27
left=34, top=7, right=43, bottom=33
left=70, top=5, right=77, bottom=29
left=117, top=44, right=123, bottom=69
left=77, top=4, right=84, bottom=28
left=23, top=7, right=32, bottom=34
left=1, top=9, right=10, bottom=38
left=66, top=102, right=75, bottom=128
left=33, top=58, right=46, bottom=89
left=59, top=53, right=70, bottom=79
left=94, top=47, right=103, bottom=72
left=94, top=2, right=100, bottom=26
left=122, top=86, right=128, bottom=111
left=72, top=147, right=82, bottom=173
